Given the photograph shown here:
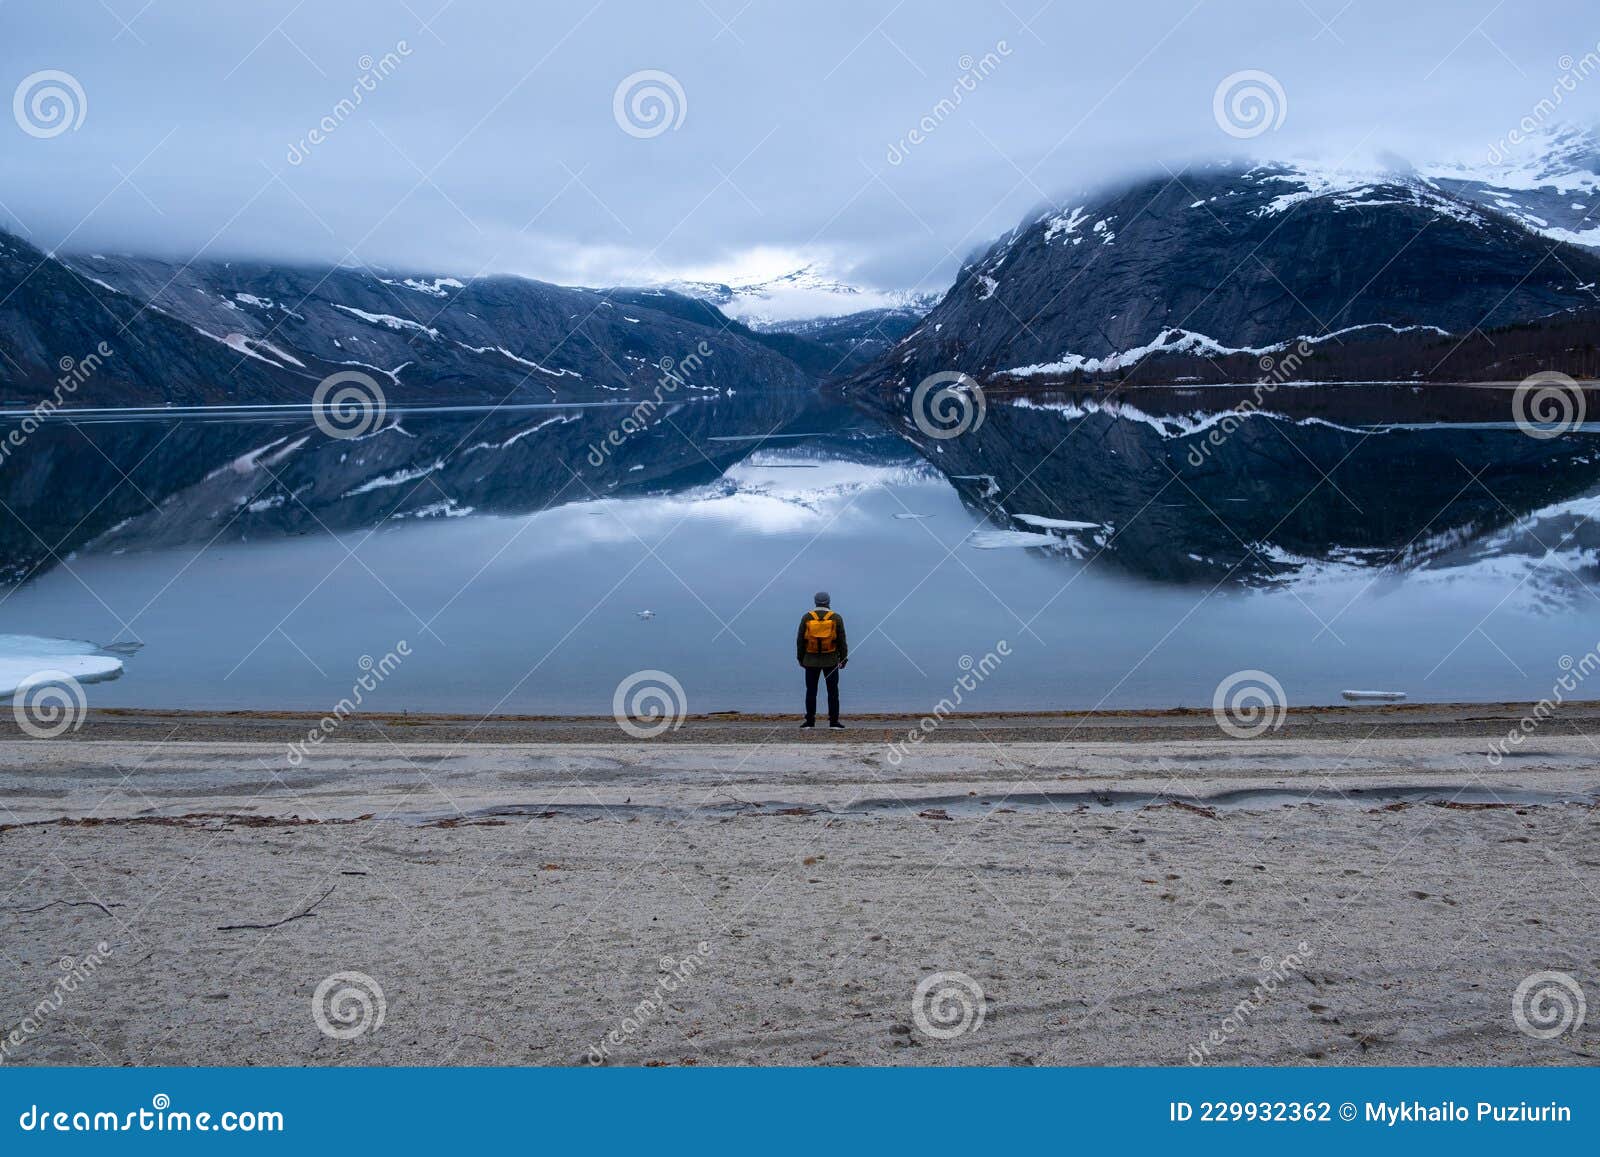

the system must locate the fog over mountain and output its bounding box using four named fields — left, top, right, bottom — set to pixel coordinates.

left=4, top=0, right=1600, bottom=295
